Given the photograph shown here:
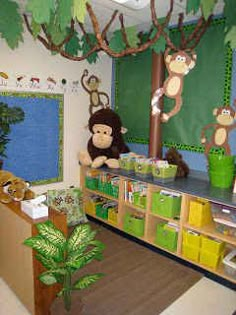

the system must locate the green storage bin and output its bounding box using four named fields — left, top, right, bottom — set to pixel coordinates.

left=123, top=213, right=145, bottom=237
left=134, top=161, right=152, bottom=177
left=155, top=223, right=178, bottom=252
left=119, top=157, right=135, bottom=172
left=96, top=204, right=108, bottom=220
left=85, top=177, right=98, bottom=190
left=133, top=192, right=147, bottom=209
left=151, top=191, right=181, bottom=219
left=111, top=185, right=119, bottom=198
